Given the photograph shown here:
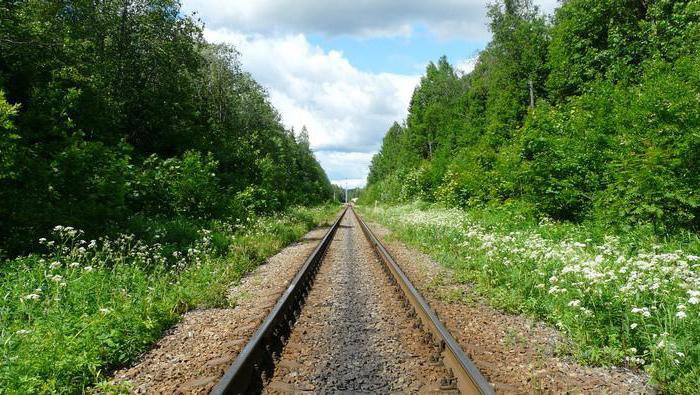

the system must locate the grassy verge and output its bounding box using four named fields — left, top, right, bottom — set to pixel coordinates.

left=359, top=202, right=700, bottom=394
left=0, top=205, right=339, bottom=393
